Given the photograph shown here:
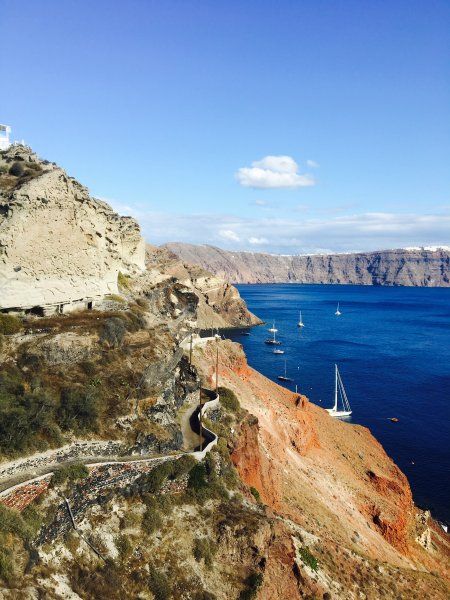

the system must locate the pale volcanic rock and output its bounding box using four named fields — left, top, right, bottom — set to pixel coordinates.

left=143, top=244, right=262, bottom=328
left=0, top=145, right=145, bottom=311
